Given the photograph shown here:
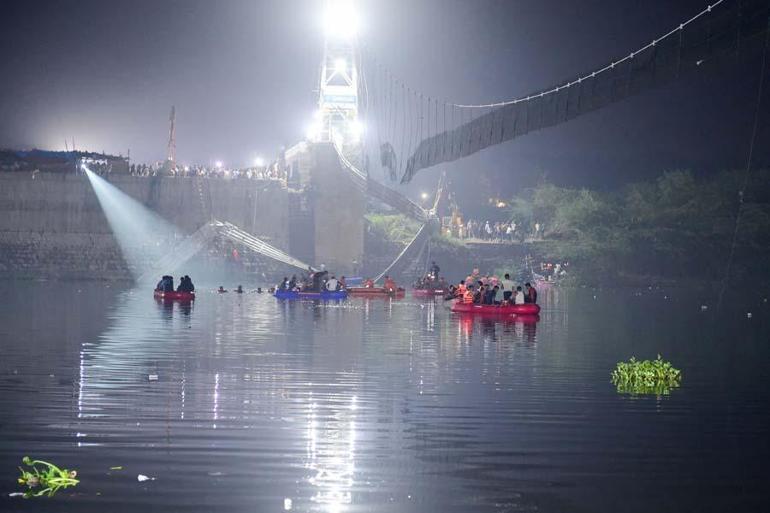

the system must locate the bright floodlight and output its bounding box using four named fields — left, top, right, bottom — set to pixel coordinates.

left=324, top=0, right=359, bottom=39
left=215, top=160, right=223, bottom=169
left=83, top=167, right=181, bottom=282
left=306, top=121, right=322, bottom=142
left=255, top=157, right=265, bottom=167
left=421, top=192, right=429, bottom=200
left=348, top=120, right=364, bottom=141
left=334, top=58, right=347, bottom=74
